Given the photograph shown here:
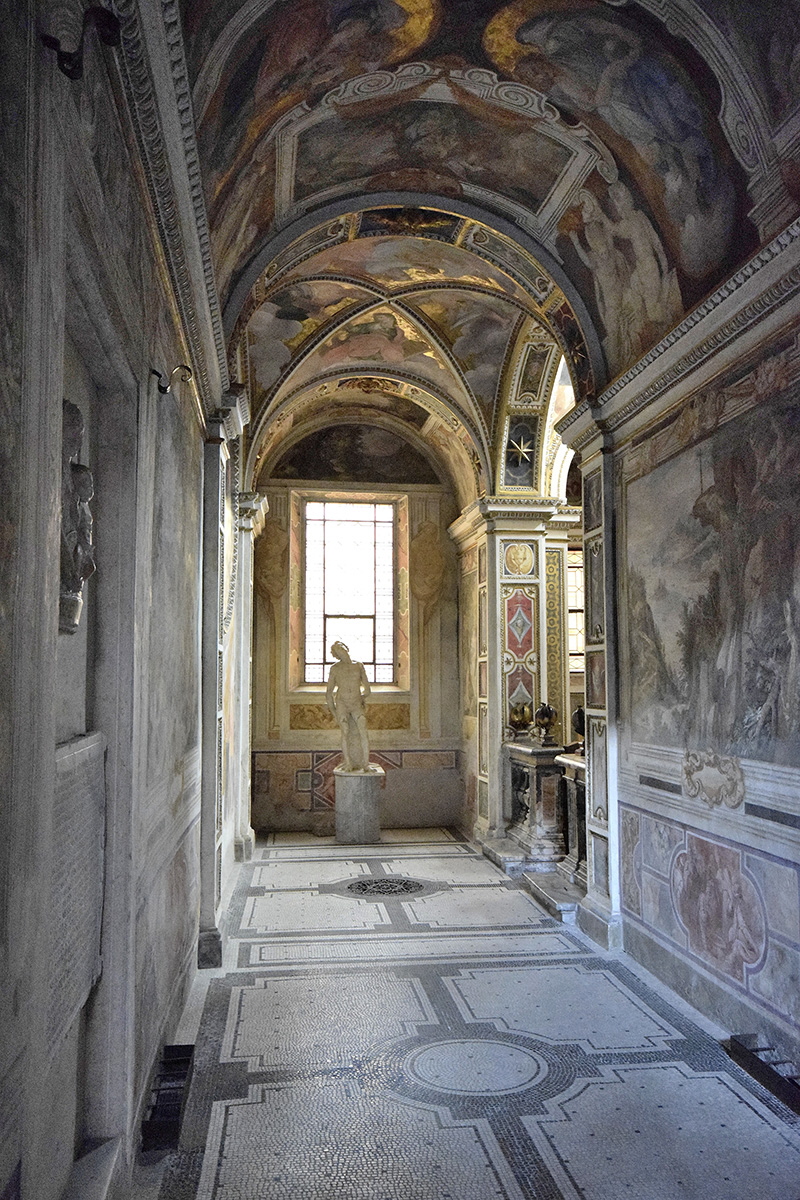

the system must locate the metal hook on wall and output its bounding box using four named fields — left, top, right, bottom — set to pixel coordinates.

left=151, top=365, right=193, bottom=395
left=40, top=6, right=121, bottom=81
